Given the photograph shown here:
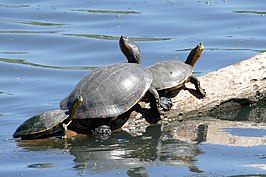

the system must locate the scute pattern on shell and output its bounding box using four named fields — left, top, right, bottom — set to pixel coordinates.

left=149, top=60, right=193, bottom=90
left=13, top=110, right=67, bottom=137
left=60, top=63, right=152, bottom=119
